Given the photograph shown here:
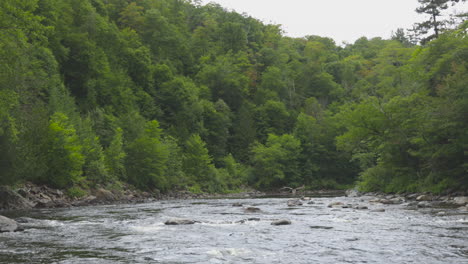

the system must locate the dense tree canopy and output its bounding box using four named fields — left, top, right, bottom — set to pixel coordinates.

left=0, top=0, right=466, bottom=194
